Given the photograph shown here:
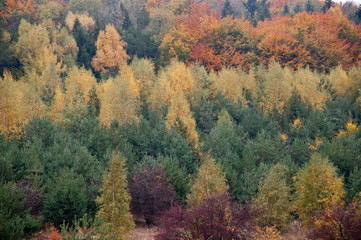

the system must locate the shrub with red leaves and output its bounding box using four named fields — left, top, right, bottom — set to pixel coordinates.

left=48, top=227, right=62, bottom=240
left=156, top=192, right=258, bottom=240
left=129, top=162, right=175, bottom=225
left=309, top=202, right=361, bottom=240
